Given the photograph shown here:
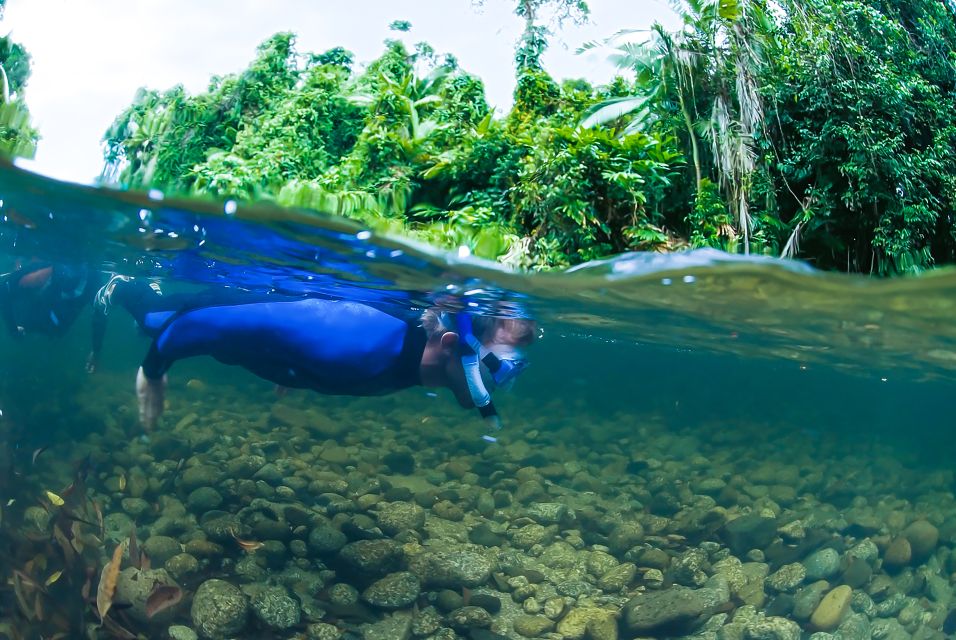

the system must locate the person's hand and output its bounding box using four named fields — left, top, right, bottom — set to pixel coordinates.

left=85, top=351, right=98, bottom=374
left=136, top=366, right=167, bottom=431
